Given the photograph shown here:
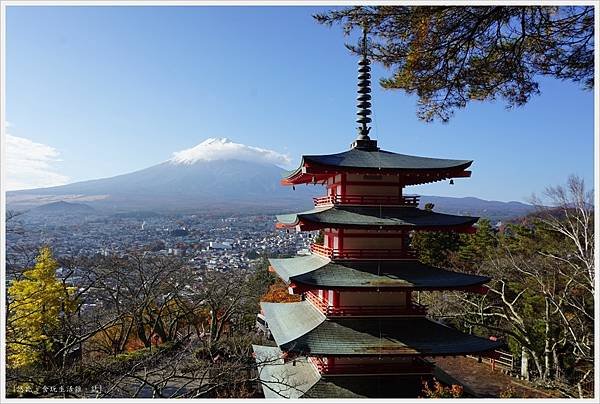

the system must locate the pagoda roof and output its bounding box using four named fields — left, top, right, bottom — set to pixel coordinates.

left=269, top=255, right=490, bottom=290
left=262, top=301, right=326, bottom=345
left=285, top=148, right=472, bottom=175
left=262, top=301, right=501, bottom=356
left=252, top=345, right=321, bottom=399
left=283, top=148, right=472, bottom=185
left=253, top=345, right=429, bottom=398
left=276, top=205, right=478, bottom=230
left=304, top=375, right=429, bottom=398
